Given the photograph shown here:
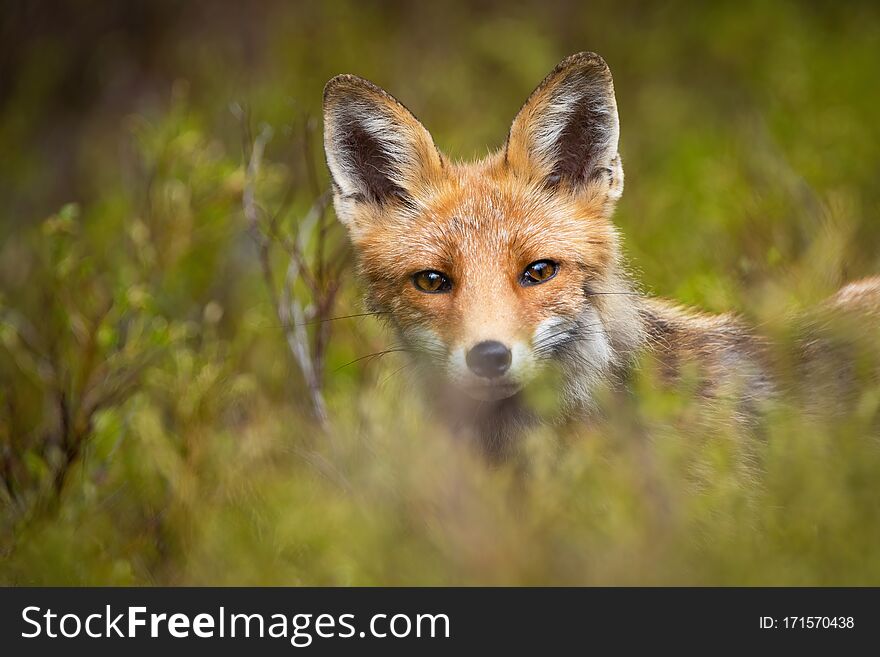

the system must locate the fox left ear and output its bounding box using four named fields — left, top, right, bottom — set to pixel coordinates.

left=323, top=74, right=444, bottom=232
left=505, top=52, right=623, bottom=205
